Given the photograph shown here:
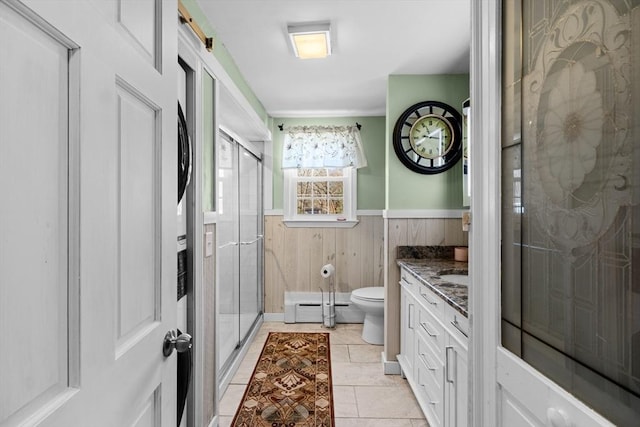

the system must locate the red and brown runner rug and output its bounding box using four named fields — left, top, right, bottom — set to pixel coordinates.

left=231, top=332, right=334, bottom=427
